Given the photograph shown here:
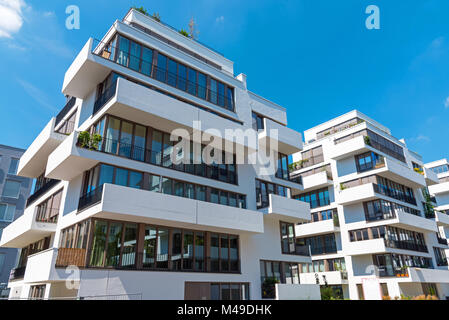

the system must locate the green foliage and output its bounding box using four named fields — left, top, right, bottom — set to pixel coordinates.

left=364, top=135, right=371, bottom=146
left=320, top=286, right=343, bottom=300
left=152, top=12, right=161, bottom=22
left=179, top=29, right=189, bottom=37
left=132, top=6, right=148, bottom=15
left=340, top=183, right=347, bottom=191
left=90, top=134, right=102, bottom=150
left=77, top=131, right=91, bottom=148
